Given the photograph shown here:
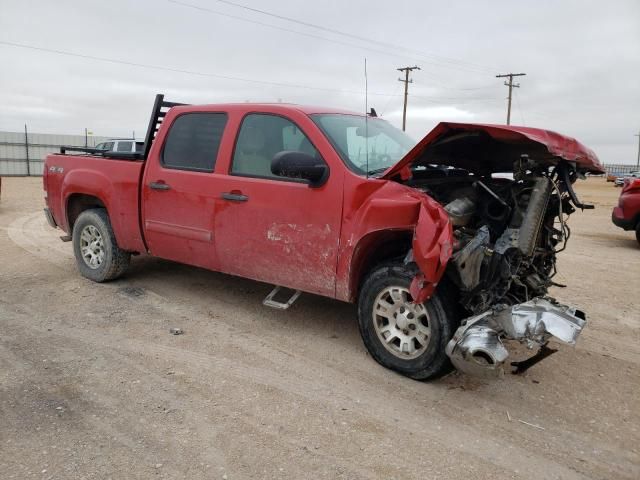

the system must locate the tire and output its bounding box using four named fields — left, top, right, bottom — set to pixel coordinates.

left=72, top=208, right=130, bottom=282
left=357, top=263, right=459, bottom=381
